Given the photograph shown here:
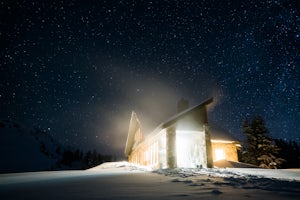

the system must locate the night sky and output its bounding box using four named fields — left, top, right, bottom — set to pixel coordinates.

left=1, top=0, right=299, bottom=157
